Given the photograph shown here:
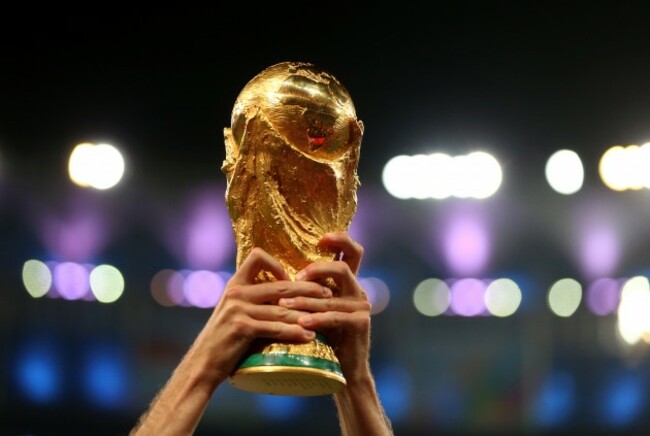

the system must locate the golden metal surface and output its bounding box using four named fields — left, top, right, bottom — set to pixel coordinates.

left=230, top=366, right=346, bottom=396
left=223, top=62, right=362, bottom=395
left=222, top=61, right=363, bottom=280
left=233, top=366, right=346, bottom=383
left=256, top=338, right=340, bottom=362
